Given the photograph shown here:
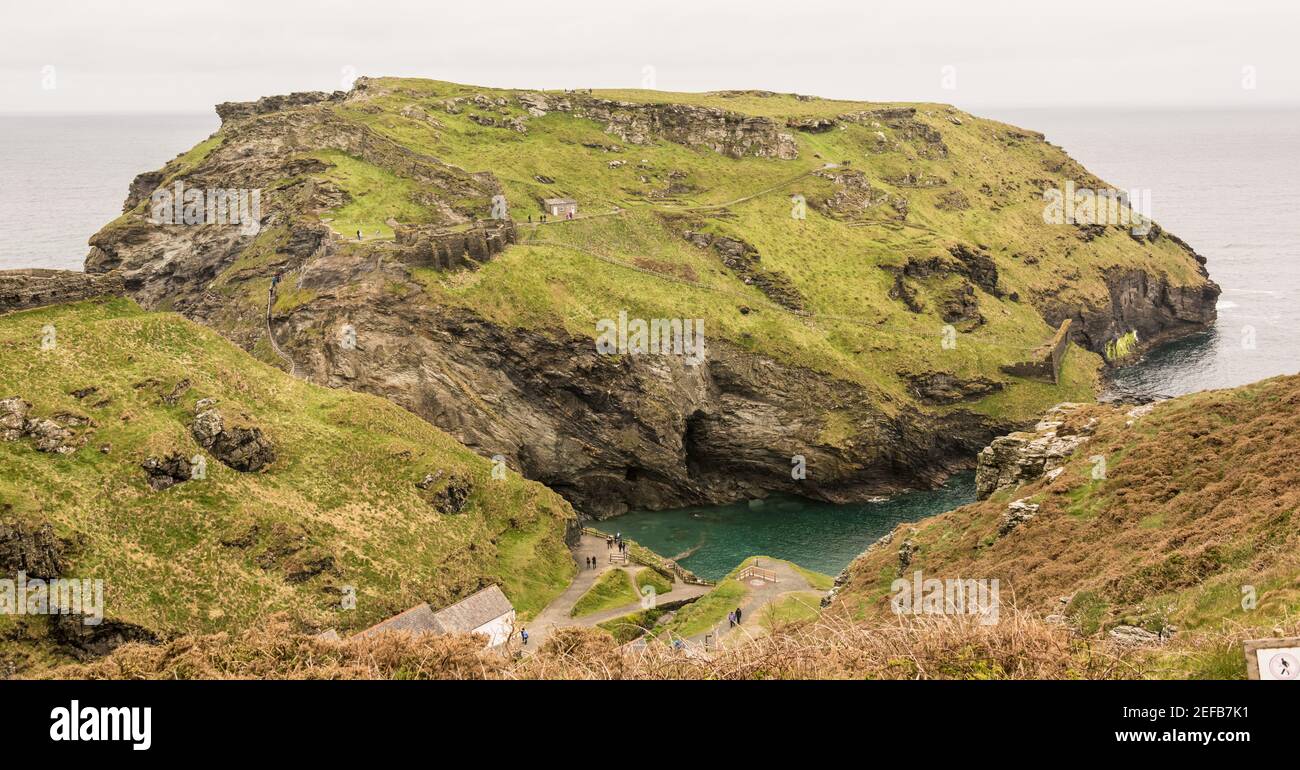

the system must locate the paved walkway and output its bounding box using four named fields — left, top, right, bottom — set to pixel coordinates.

left=682, top=559, right=815, bottom=650
left=517, top=534, right=710, bottom=652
